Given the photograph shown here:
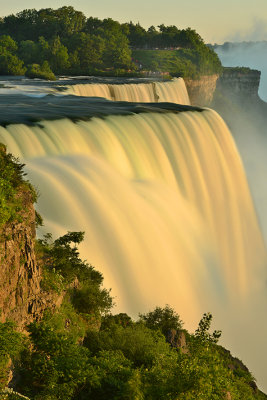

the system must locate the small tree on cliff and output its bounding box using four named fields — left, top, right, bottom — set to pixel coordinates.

left=139, top=305, right=183, bottom=336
